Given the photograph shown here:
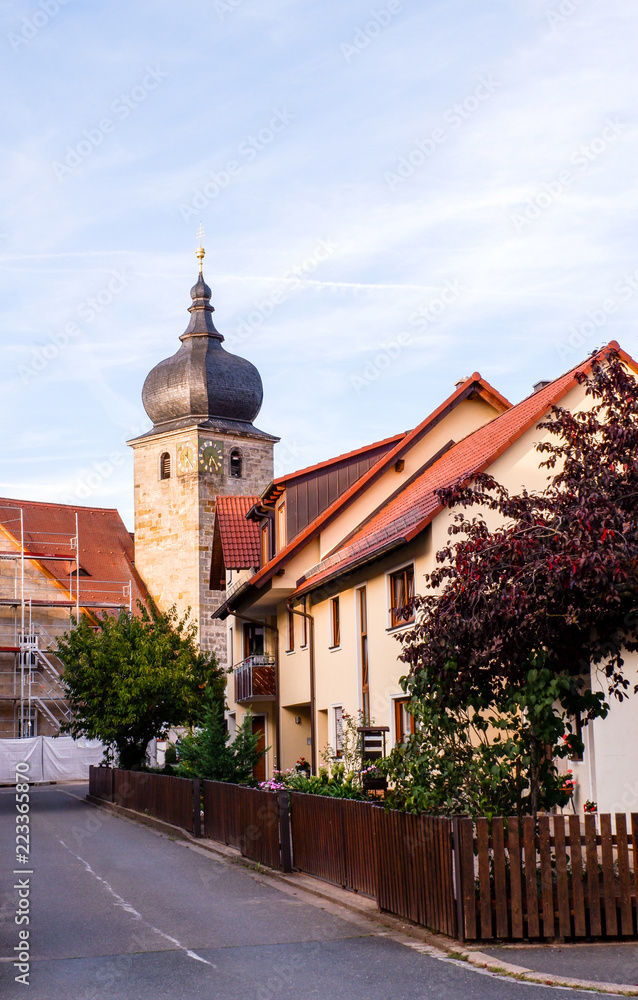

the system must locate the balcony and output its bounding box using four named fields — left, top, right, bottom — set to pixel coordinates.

left=233, top=655, right=276, bottom=704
